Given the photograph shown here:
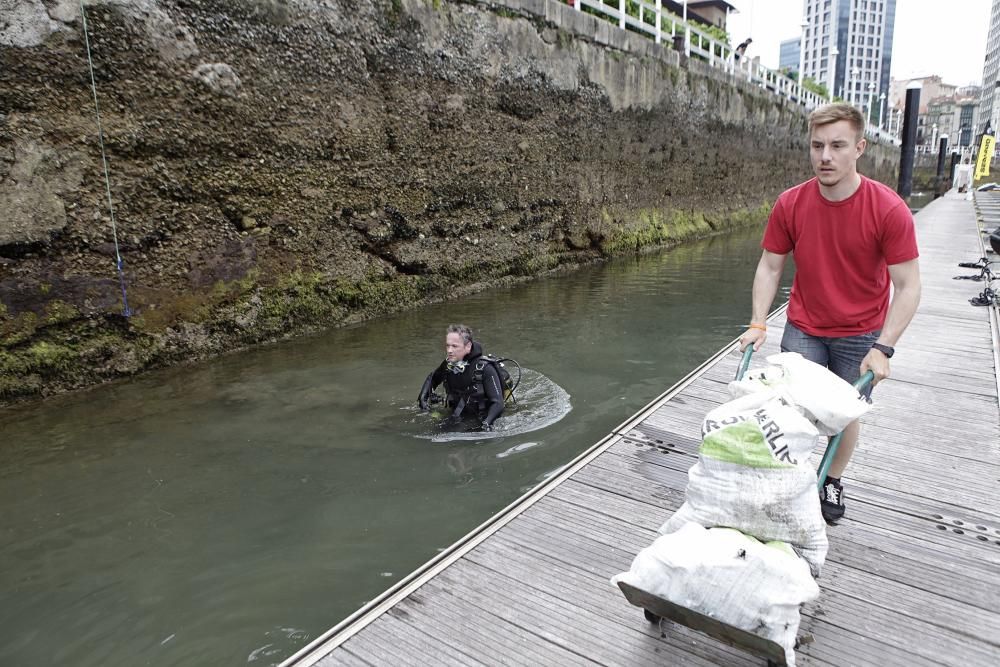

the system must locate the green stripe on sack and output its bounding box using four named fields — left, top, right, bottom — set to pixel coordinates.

left=764, top=540, right=796, bottom=557
left=699, top=421, right=795, bottom=469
